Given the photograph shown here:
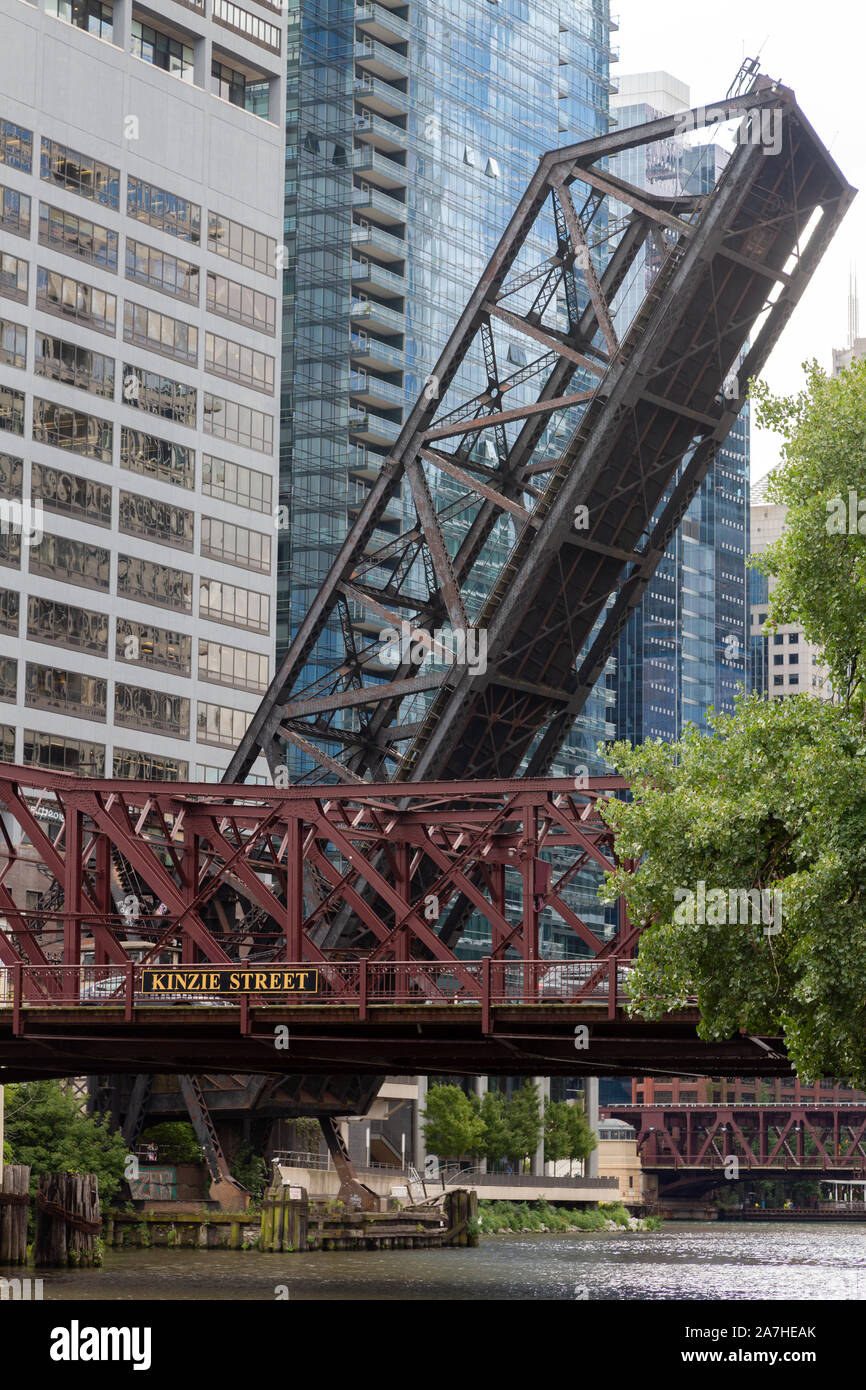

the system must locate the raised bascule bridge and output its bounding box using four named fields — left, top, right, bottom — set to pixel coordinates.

left=0, top=76, right=854, bottom=1203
